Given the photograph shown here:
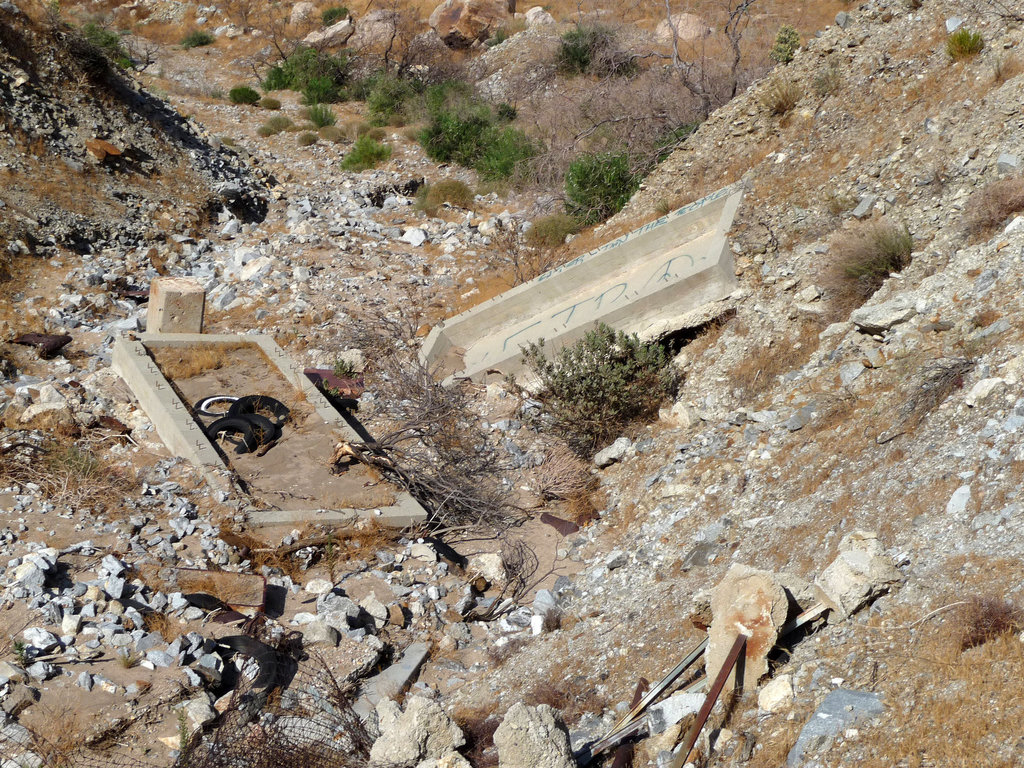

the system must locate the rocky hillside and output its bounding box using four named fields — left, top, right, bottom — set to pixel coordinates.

left=0, top=0, right=1023, bottom=766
